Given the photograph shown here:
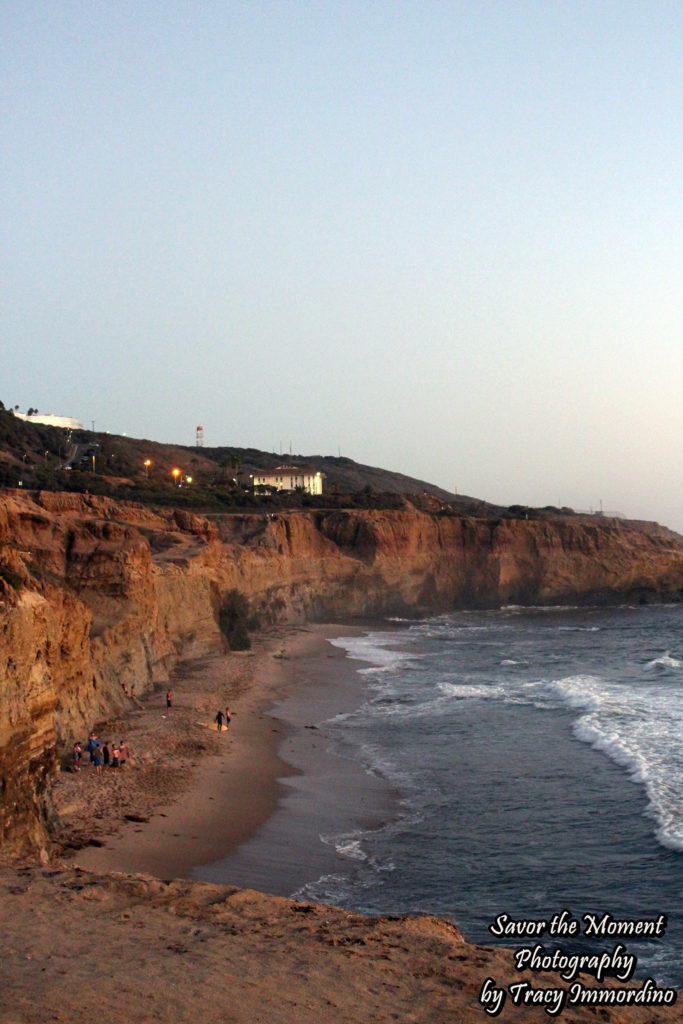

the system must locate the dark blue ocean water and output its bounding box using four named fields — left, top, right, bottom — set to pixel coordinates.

left=294, top=605, right=683, bottom=990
